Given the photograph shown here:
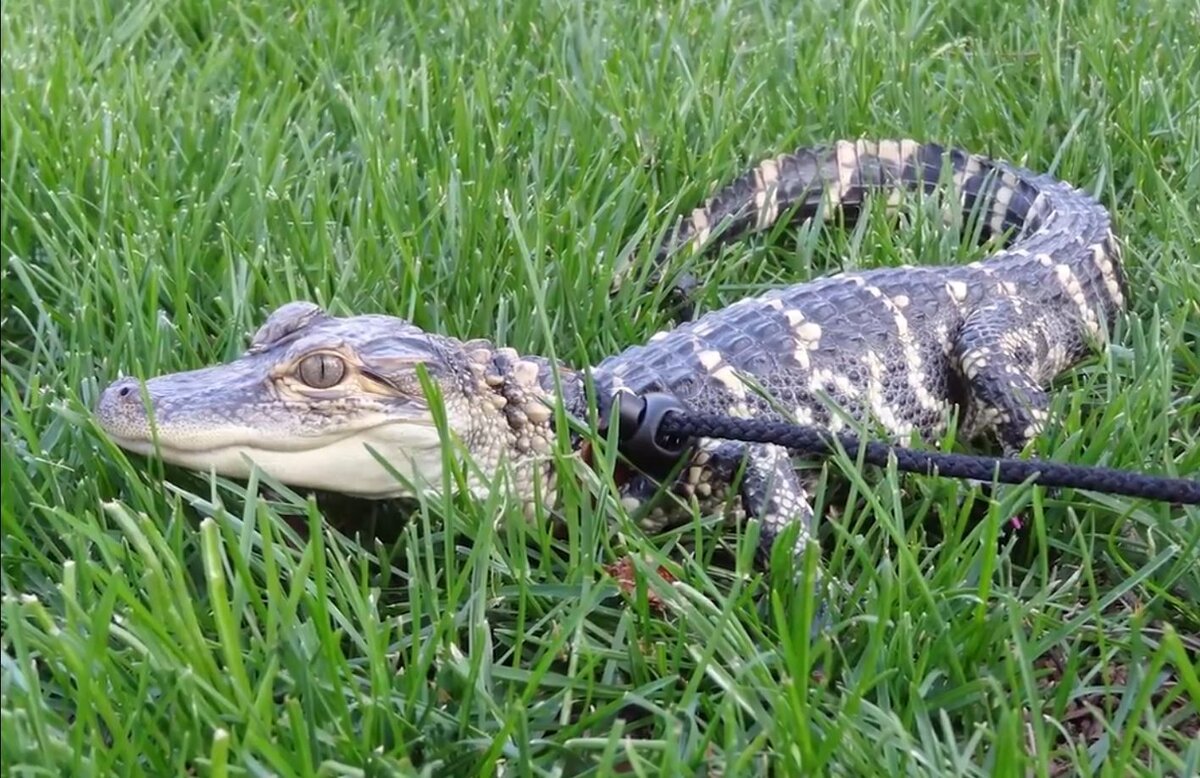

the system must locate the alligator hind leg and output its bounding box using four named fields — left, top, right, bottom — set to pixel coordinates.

left=952, top=297, right=1065, bottom=528
left=953, top=298, right=1056, bottom=455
